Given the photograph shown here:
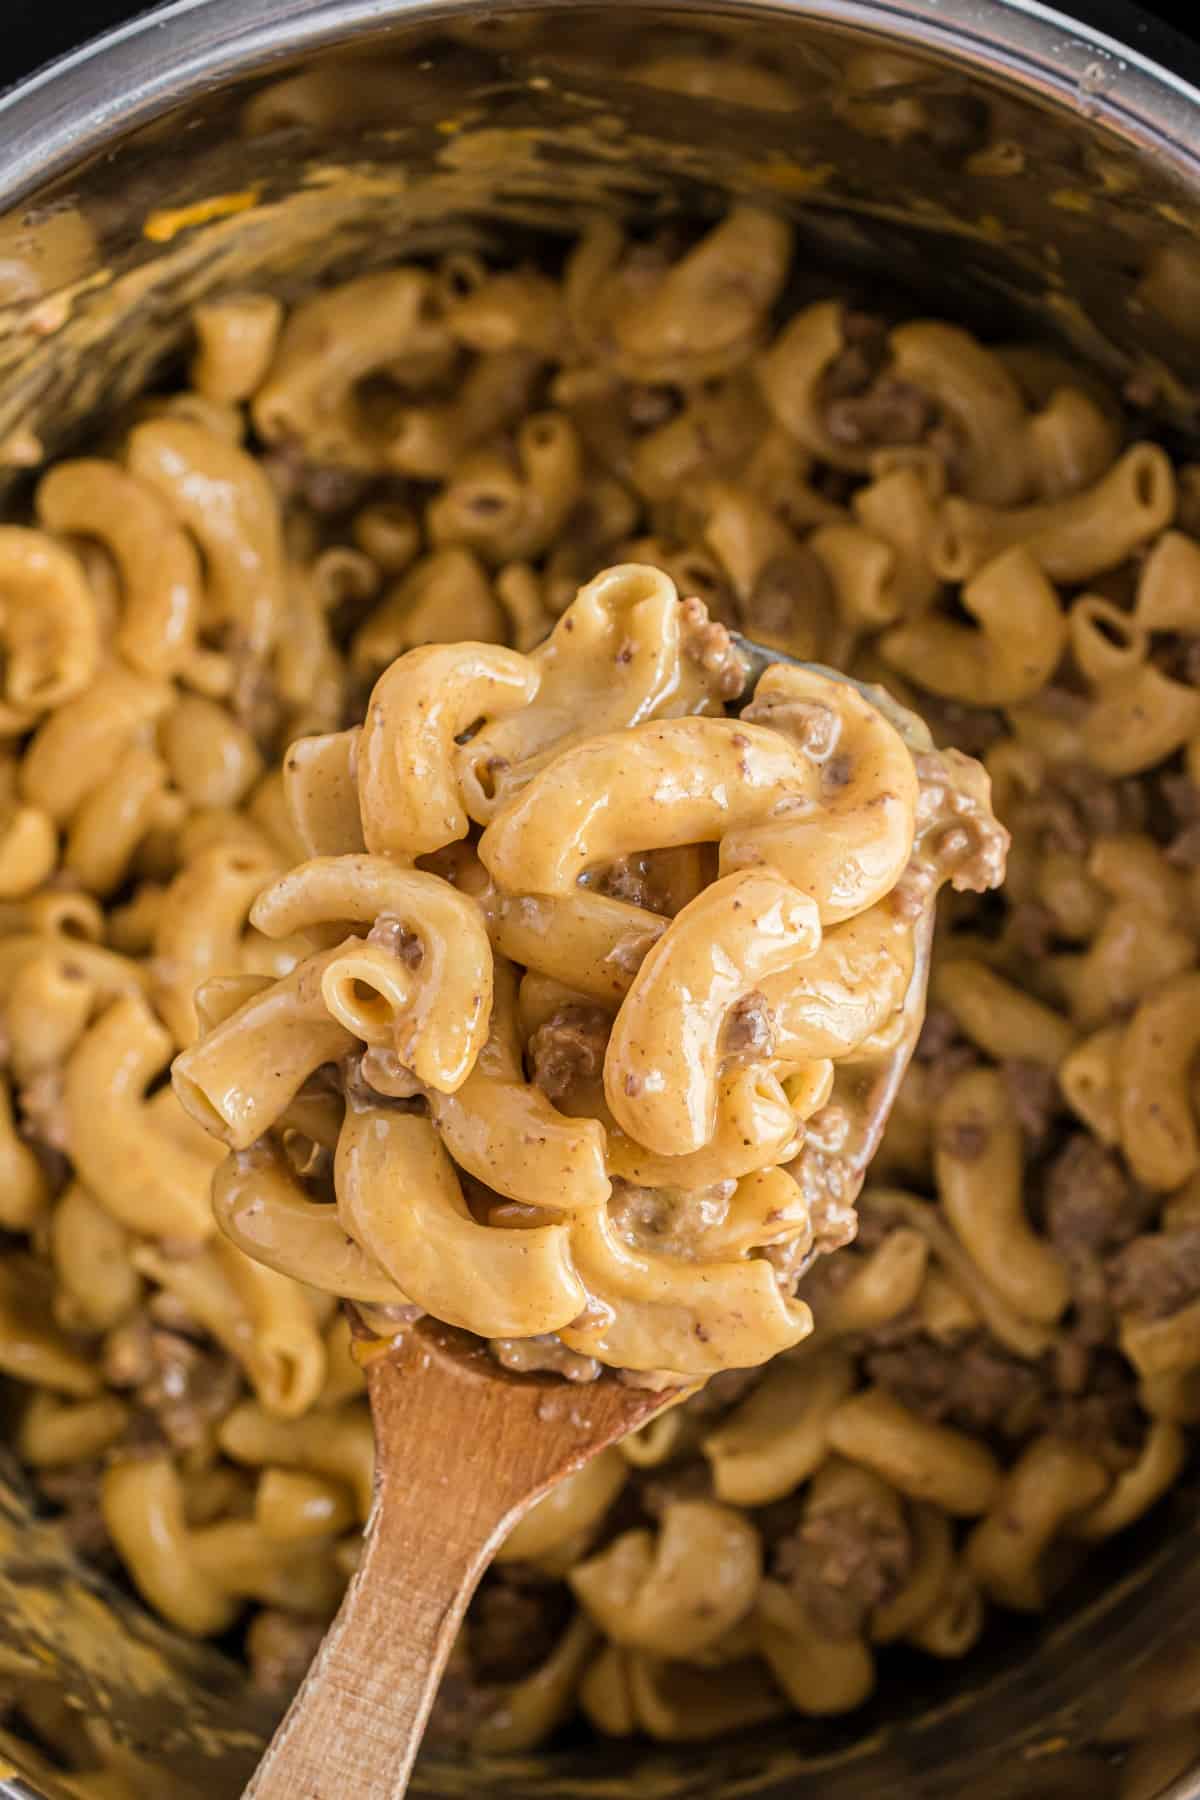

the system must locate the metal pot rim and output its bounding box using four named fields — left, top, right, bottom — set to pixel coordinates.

left=2, top=0, right=1200, bottom=212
